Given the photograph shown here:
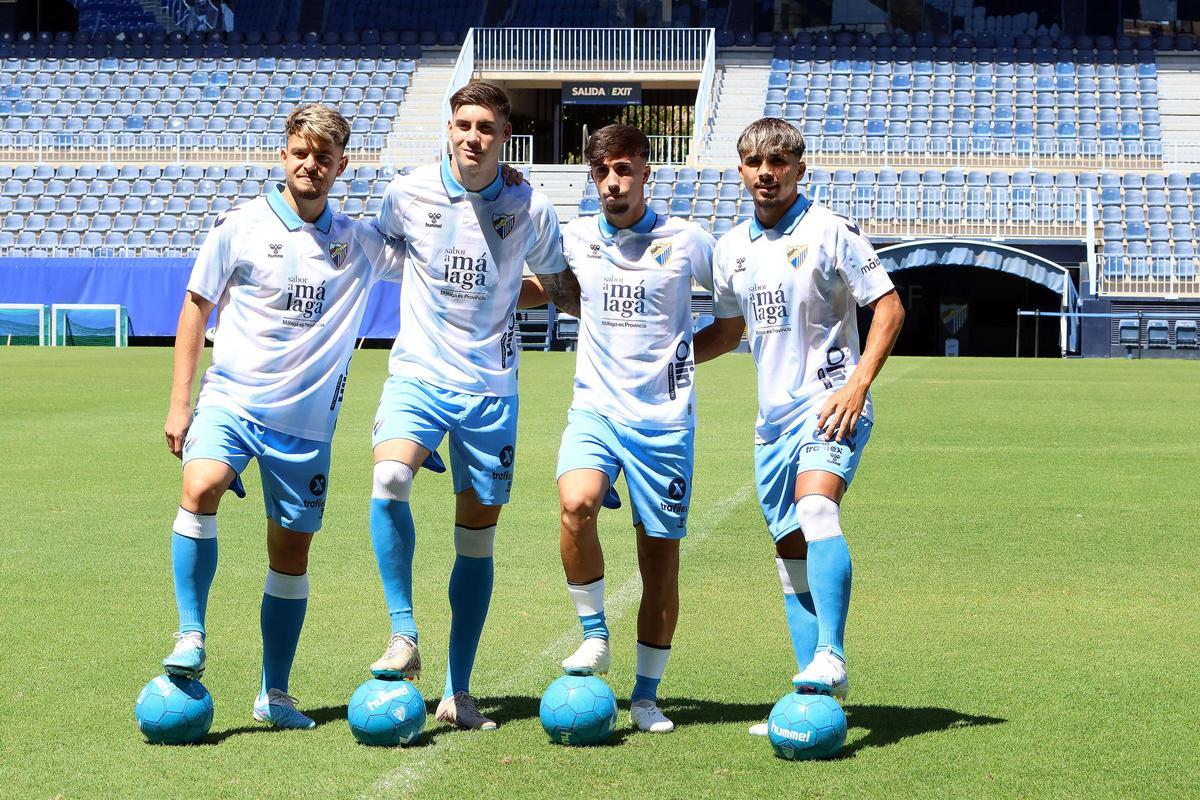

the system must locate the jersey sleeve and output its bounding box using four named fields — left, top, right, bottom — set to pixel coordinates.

left=833, top=215, right=895, bottom=306
left=376, top=175, right=409, bottom=240
left=367, top=219, right=406, bottom=284
left=686, top=226, right=717, bottom=293
left=710, top=237, right=744, bottom=319
left=524, top=193, right=566, bottom=276
left=186, top=209, right=237, bottom=302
